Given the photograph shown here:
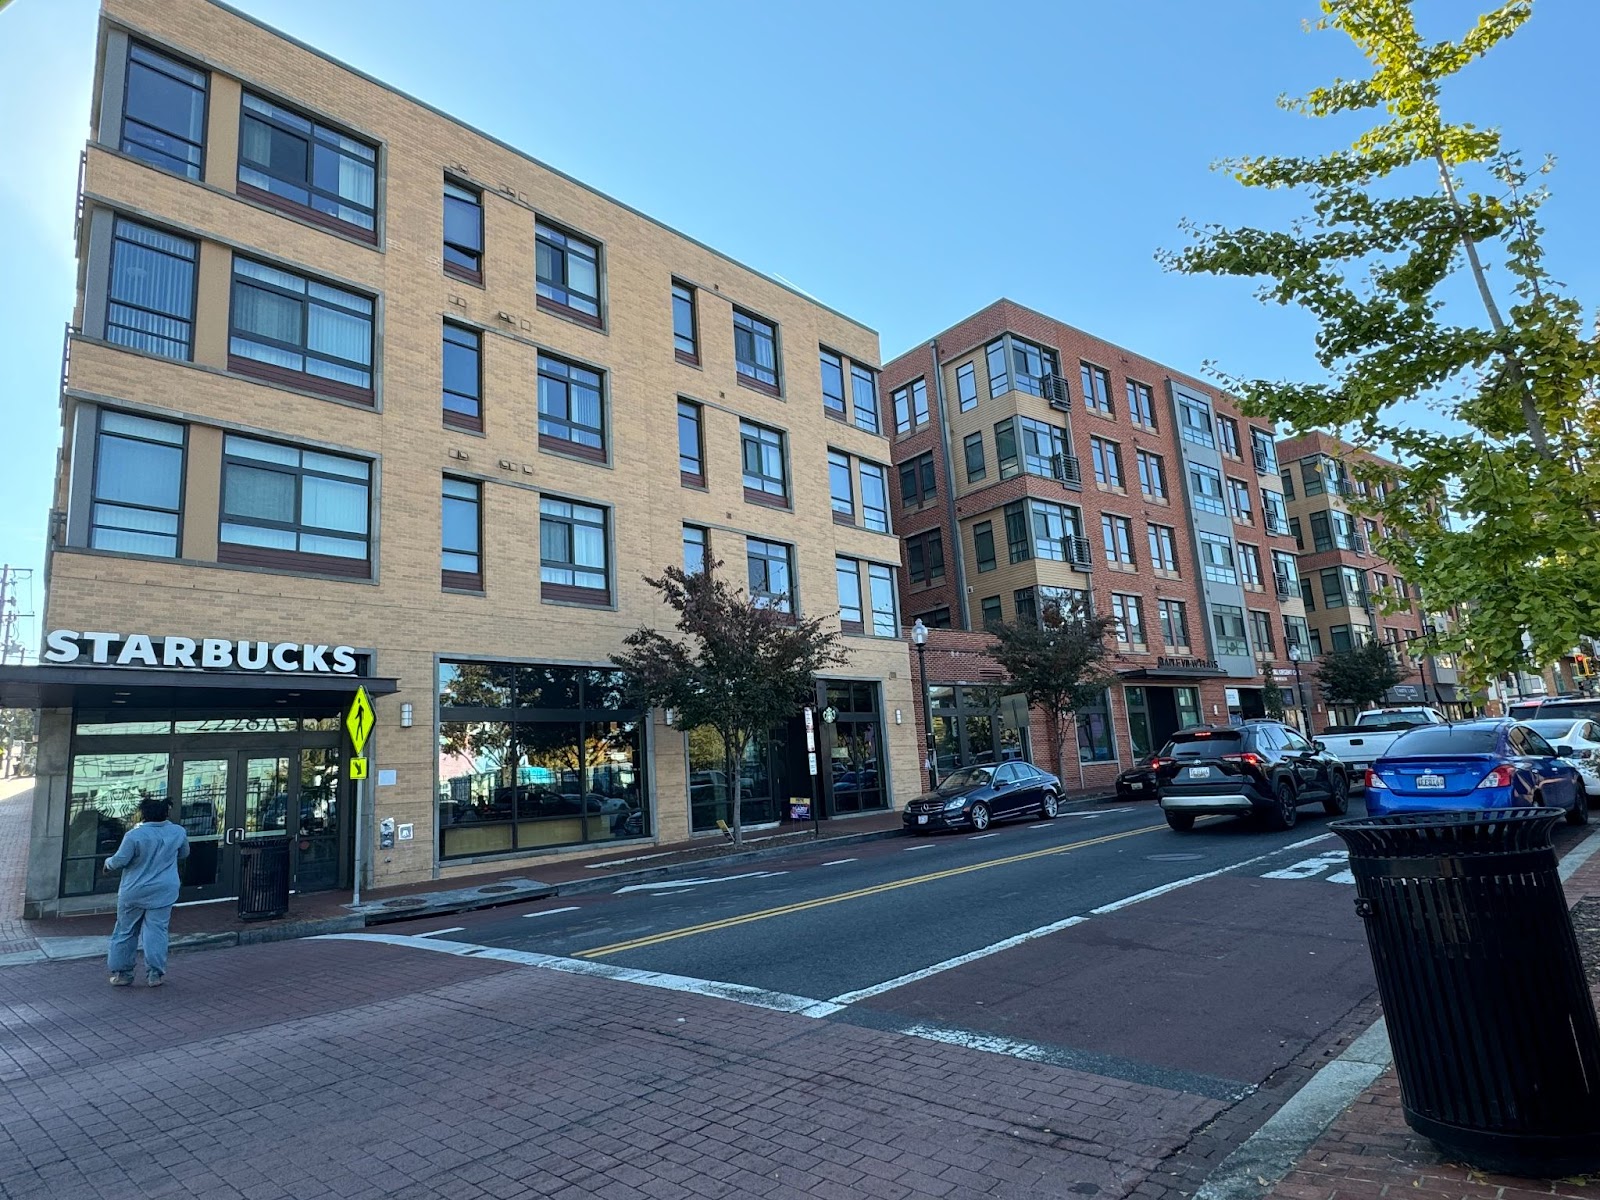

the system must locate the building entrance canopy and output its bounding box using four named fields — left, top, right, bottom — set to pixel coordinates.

left=0, top=665, right=398, bottom=711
